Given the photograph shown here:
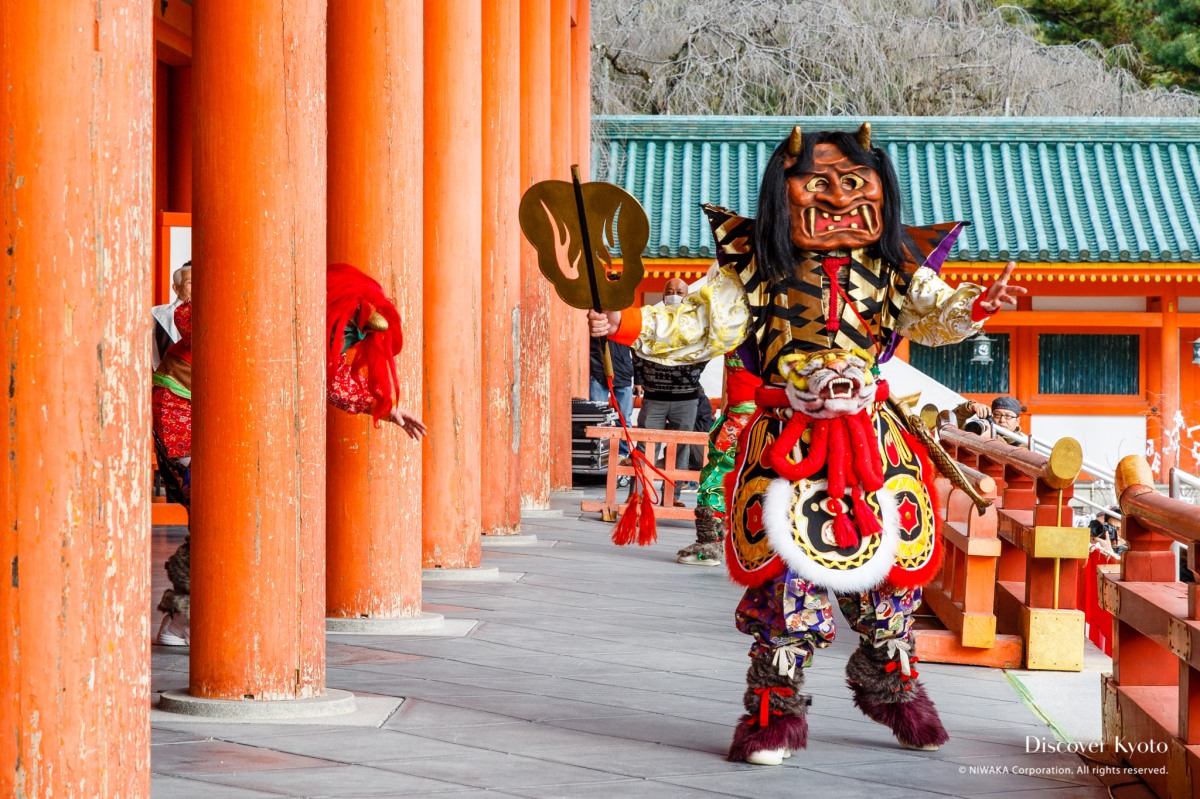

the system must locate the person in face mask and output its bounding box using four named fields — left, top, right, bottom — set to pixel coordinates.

left=632, top=278, right=709, bottom=506
left=663, top=277, right=688, bottom=306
